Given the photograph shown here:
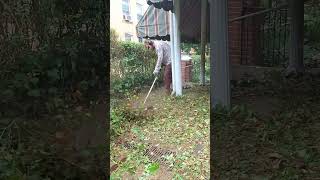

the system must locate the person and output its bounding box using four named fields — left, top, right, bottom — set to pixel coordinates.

left=144, top=40, right=172, bottom=95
